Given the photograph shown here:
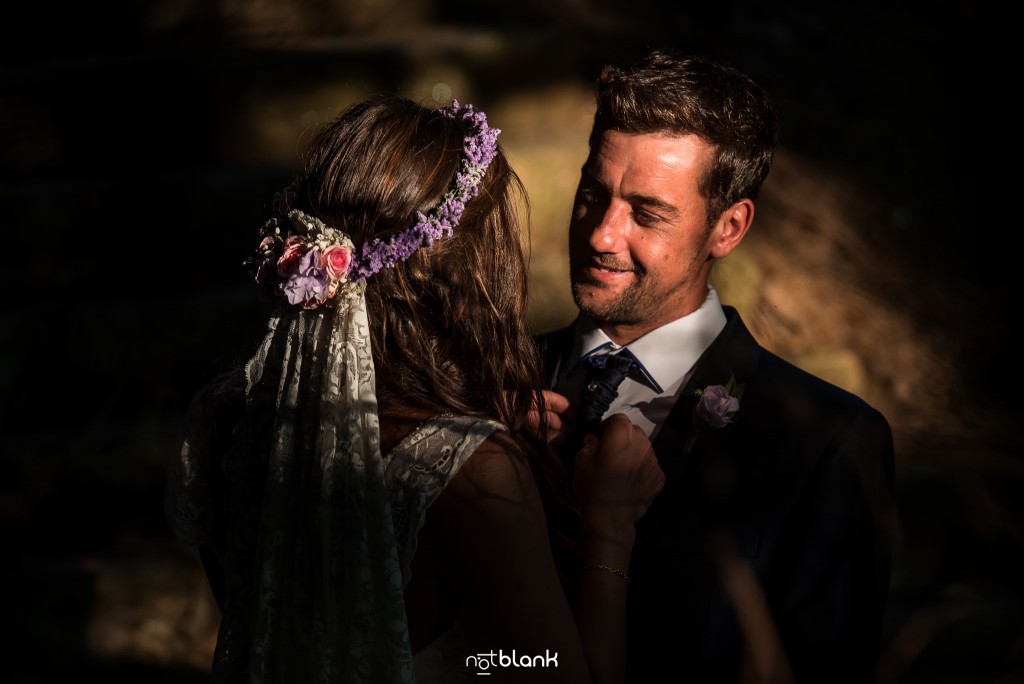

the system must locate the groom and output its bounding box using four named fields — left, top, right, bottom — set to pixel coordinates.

left=537, top=49, right=897, bottom=683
